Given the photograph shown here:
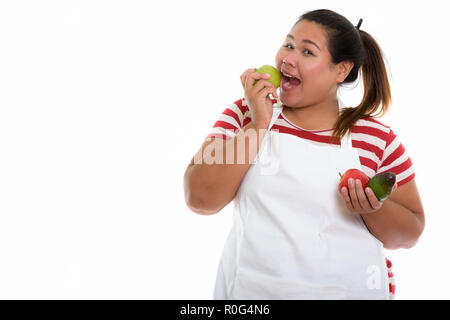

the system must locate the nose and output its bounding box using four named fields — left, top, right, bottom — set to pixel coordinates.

left=282, top=54, right=297, bottom=68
